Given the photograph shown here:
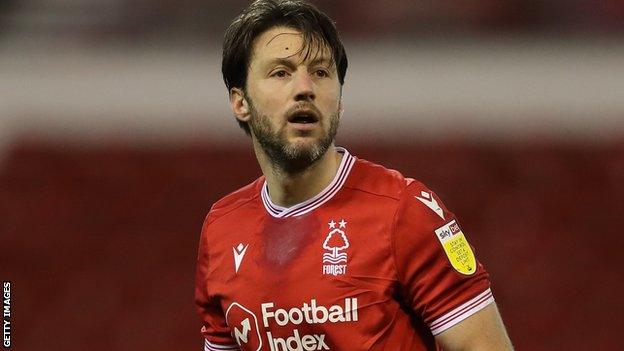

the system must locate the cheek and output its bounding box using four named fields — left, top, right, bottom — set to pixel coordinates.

left=252, top=82, right=289, bottom=113
left=319, top=89, right=341, bottom=112
left=320, top=80, right=341, bottom=99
